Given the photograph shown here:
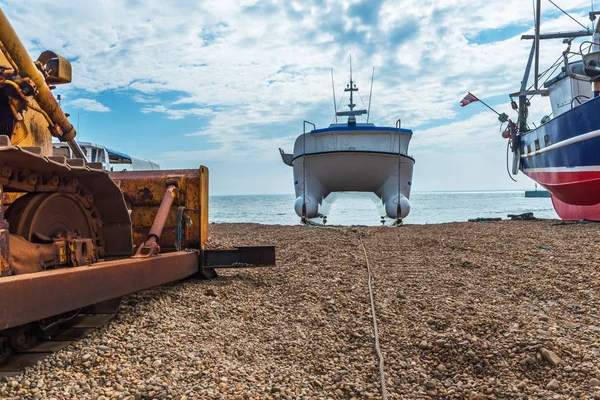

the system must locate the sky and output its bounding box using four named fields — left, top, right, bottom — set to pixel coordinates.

left=2, top=0, right=596, bottom=195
